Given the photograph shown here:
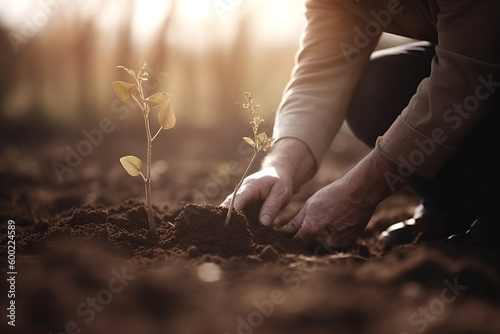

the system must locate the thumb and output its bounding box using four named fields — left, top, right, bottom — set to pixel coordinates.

left=221, top=183, right=257, bottom=211
left=220, top=193, right=233, bottom=207
left=279, top=205, right=306, bottom=236
left=259, top=182, right=291, bottom=227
